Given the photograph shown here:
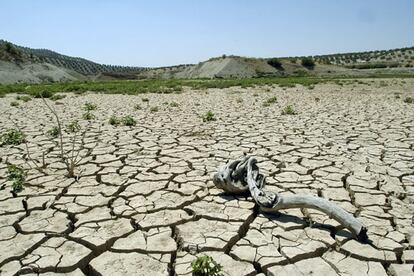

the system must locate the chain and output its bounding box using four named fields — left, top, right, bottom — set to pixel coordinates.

left=213, top=156, right=278, bottom=208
